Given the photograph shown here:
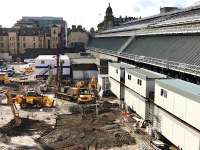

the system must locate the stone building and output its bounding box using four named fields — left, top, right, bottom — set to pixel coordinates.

left=68, top=25, right=90, bottom=46
left=0, top=16, right=67, bottom=56
left=97, top=3, right=137, bottom=31
left=0, top=25, right=63, bottom=56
